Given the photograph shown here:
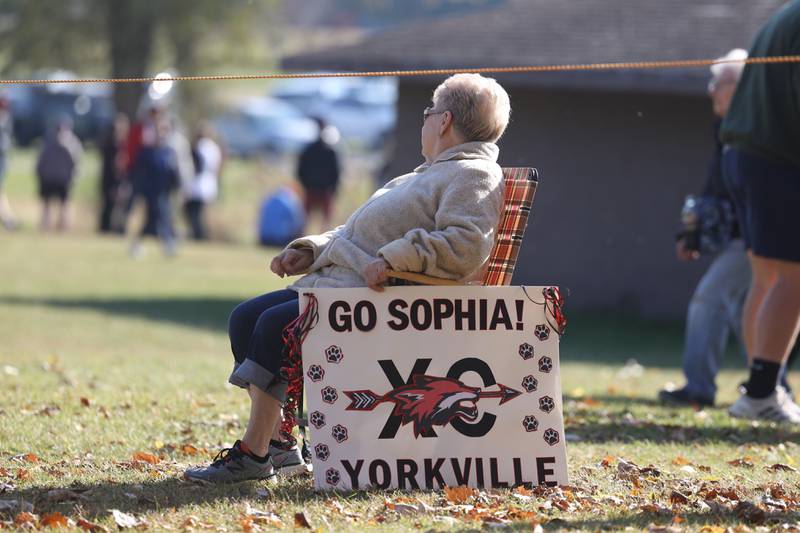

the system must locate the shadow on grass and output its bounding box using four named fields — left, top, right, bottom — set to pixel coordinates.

left=3, top=476, right=373, bottom=521
left=556, top=509, right=800, bottom=532
left=0, top=296, right=242, bottom=333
